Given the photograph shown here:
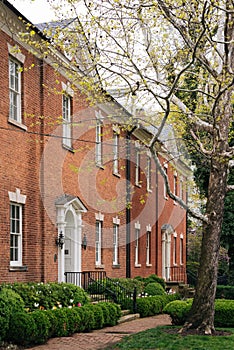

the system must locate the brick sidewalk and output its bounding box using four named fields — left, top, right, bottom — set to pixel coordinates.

left=27, top=314, right=172, bottom=350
